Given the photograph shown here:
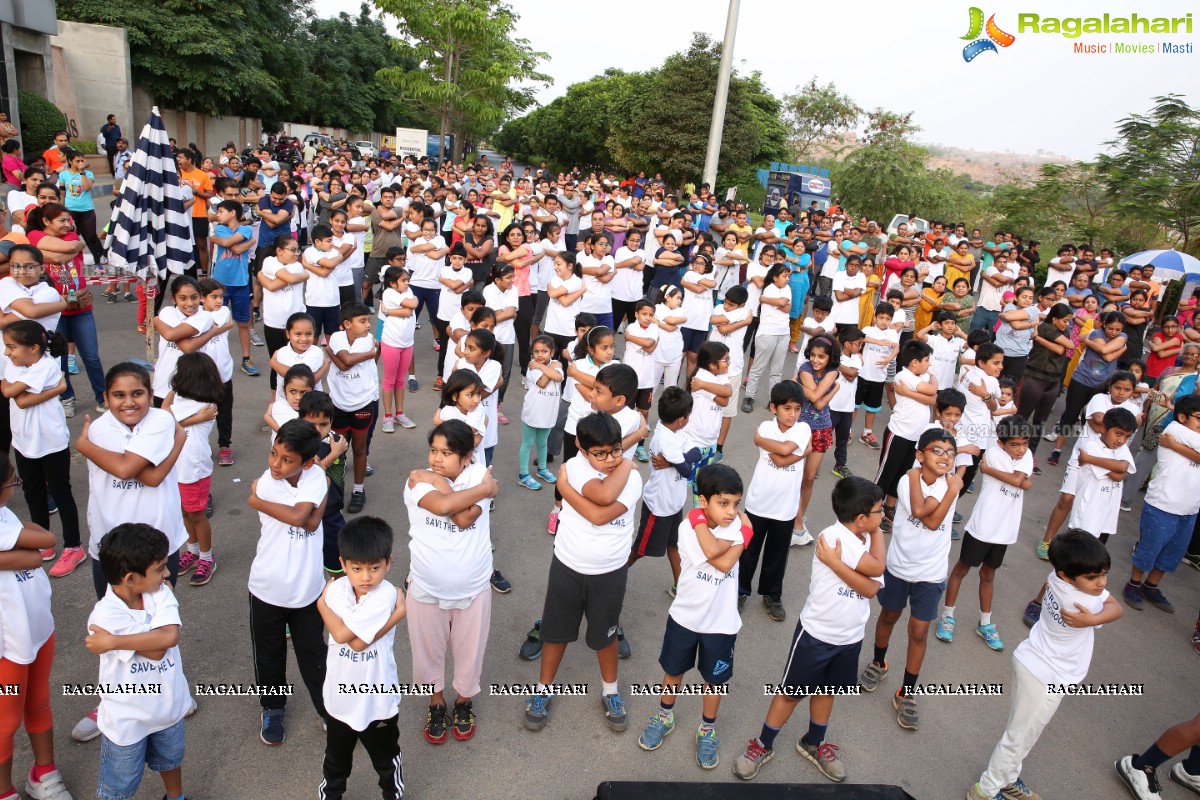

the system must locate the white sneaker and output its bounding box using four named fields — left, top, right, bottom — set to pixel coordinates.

left=249, top=329, right=266, bottom=347
left=71, top=707, right=100, bottom=742
left=791, top=529, right=814, bottom=547
left=1042, top=431, right=1057, bottom=442
left=1115, top=755, right=1163, bottom=799
left=186, top=696, right=198, bottom=717
left=1171, top=761, right=1200, bottom=793
left=25, top=767, right=72, bottom=800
